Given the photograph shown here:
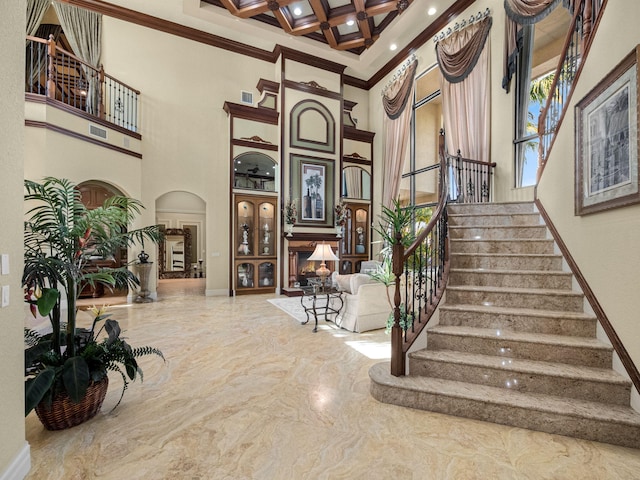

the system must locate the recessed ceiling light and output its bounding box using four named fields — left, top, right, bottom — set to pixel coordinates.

left=346, top=19, right=355, bottom=26
left=390, top=43, right=397, bottom=51
left=427, top=7, right=437, bottom=15
left=293, top=6, right=302, bottom=16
